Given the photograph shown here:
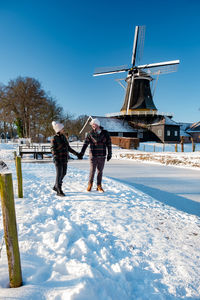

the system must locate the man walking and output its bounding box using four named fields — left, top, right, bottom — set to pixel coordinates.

left=79, top=118, right=112, bottom=192
left=51, top=121, right=80, bottom=196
